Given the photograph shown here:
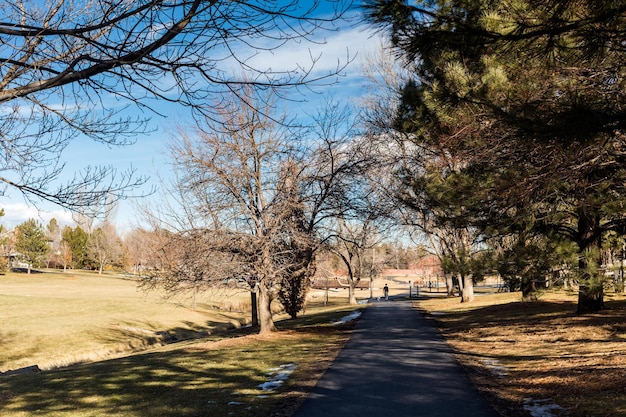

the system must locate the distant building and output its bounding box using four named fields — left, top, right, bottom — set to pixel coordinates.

left=410, top=255, right=442, bottom=277
left=381, top=255, right=442, bottom=285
